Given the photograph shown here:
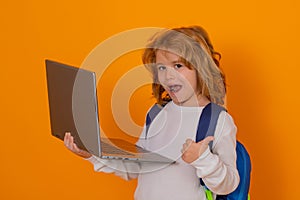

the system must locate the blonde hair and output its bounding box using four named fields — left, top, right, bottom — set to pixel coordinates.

left=142, top=25, right=226, bottom=106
